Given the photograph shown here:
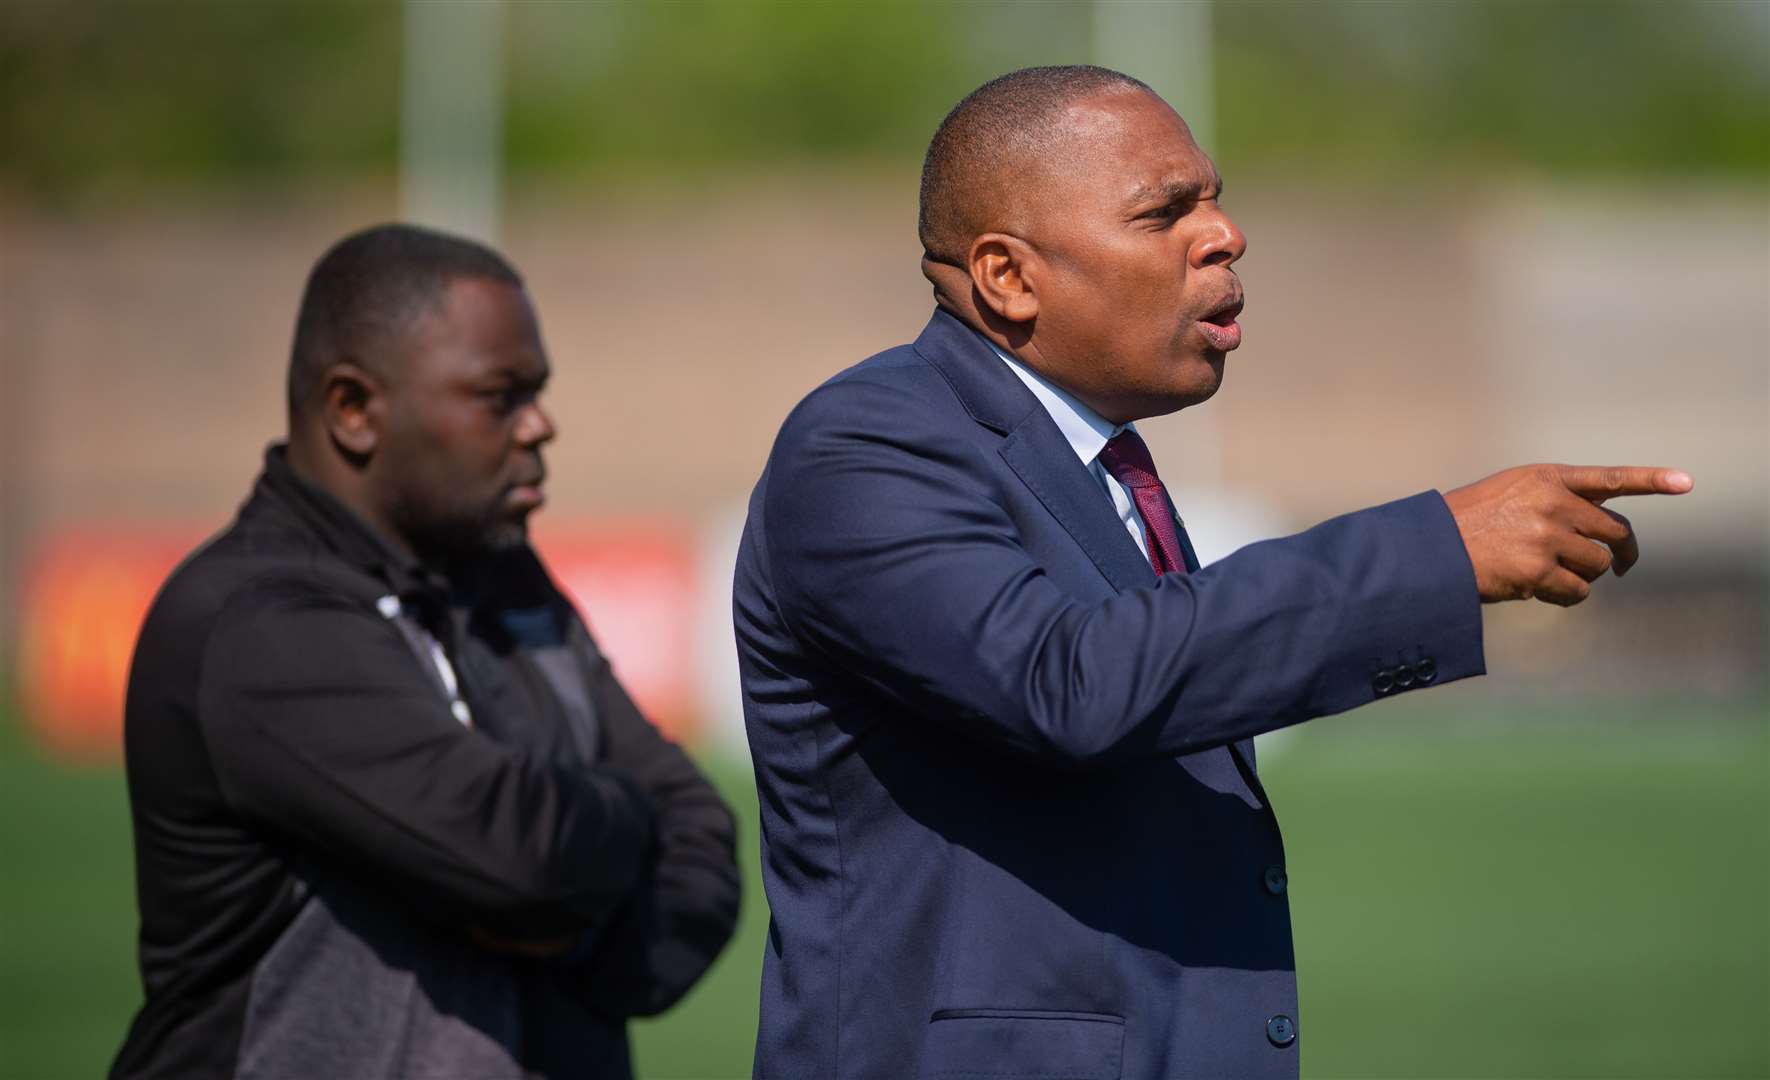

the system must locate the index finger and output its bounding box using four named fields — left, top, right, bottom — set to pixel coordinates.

left=1556, top=465, right=1693, bottom=502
